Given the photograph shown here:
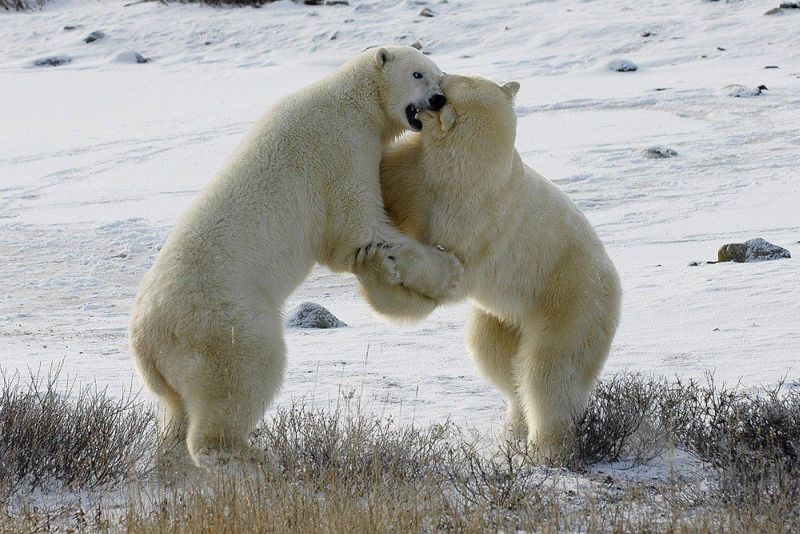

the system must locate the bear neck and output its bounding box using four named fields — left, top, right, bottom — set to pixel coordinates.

left=327, top=60, right=406, bottom=145
left=422, top=137, right=518, bottom=194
